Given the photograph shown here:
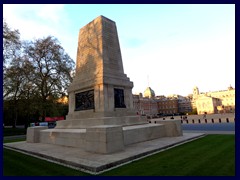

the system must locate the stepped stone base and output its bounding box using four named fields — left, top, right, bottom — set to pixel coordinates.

left=56, top=115, right=147, bottom=129
left=27, top=118, right=182, bottom=154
